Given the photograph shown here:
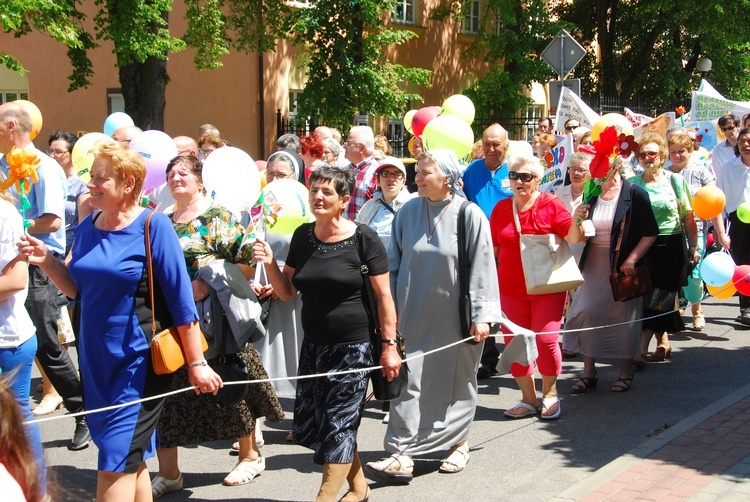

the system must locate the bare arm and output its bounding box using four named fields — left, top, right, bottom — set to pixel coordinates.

left=0, top=255, right=28, bottom=303
left=28, top=213, right=62, bottom=234
left=683, top=213, right=701, bottom=265
left=620, top=235, right=657, bottom=275
left=369, top=272, right=401, bottom=380
left=565, top=204, right=589, bottom=244
left=77, top=194, right=93, bottom=224
left=17, top=234, right=78, bottom=298
left=176, top=321, right=223, bottom=395
left=713, top=213, right=730, bottom=250
left=252, top=237, right=297, bottom=300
